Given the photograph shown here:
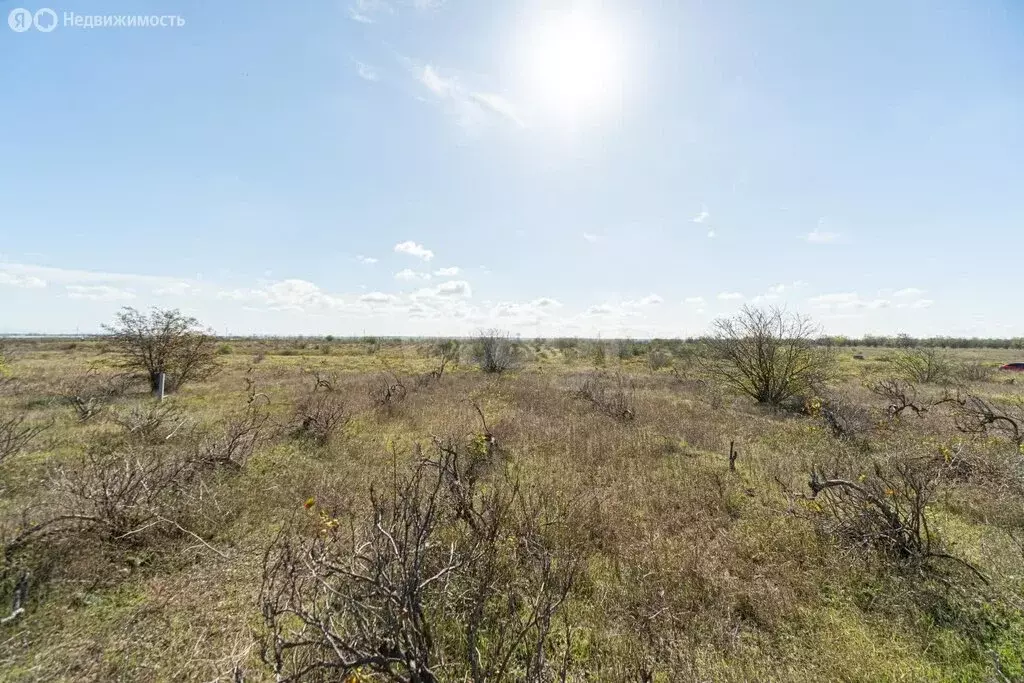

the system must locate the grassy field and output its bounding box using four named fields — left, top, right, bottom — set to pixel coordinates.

left=1, top=336, right=1023, bottom=681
